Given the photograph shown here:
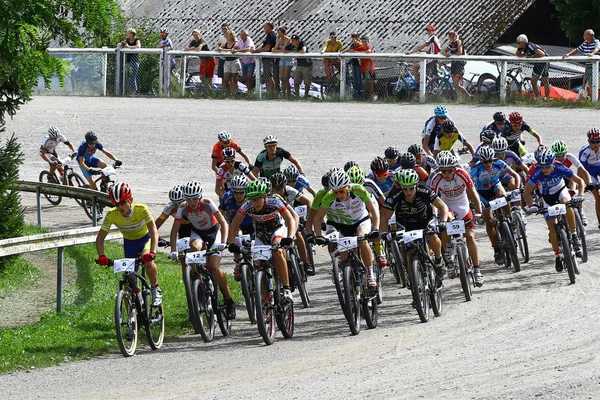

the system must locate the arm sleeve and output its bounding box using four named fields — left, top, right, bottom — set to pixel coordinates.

left=279, top=148, right=292, bottom=159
